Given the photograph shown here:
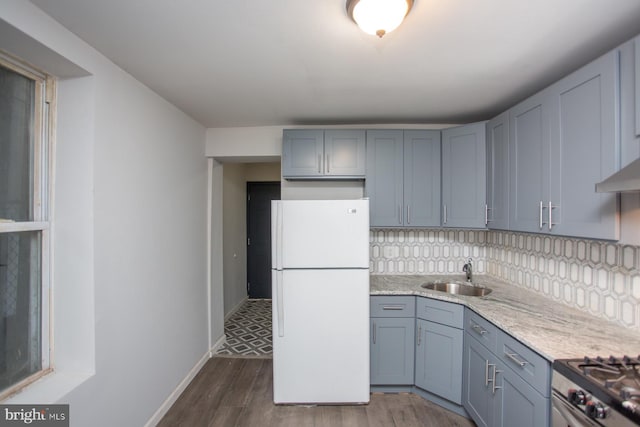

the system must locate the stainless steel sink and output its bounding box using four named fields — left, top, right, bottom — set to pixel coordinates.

left=421, top=281, right=492, bottom=297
